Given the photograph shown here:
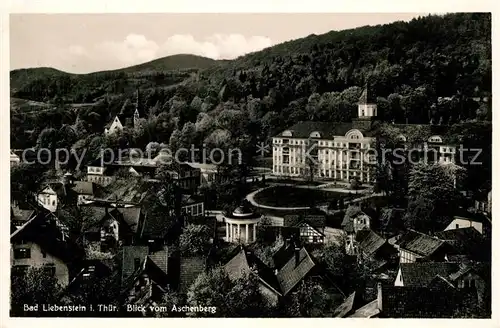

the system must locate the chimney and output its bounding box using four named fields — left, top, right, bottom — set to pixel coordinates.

left=294, top=246, right=300, bottom=267
left=377, top=282, right=383, bottom=312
